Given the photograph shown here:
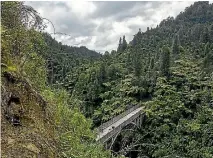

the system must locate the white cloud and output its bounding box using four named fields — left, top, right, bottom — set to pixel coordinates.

left=65, top=1, right=97, bottom=18
left=26, top=1, right=196, bottom=53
